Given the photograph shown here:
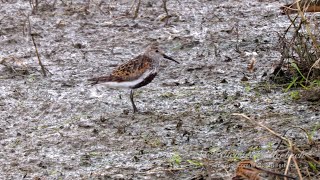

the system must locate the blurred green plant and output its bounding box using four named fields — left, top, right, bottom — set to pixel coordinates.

left=187, top=159, right=203, bottom=167
left=169, top=153, right=182, bottom=167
